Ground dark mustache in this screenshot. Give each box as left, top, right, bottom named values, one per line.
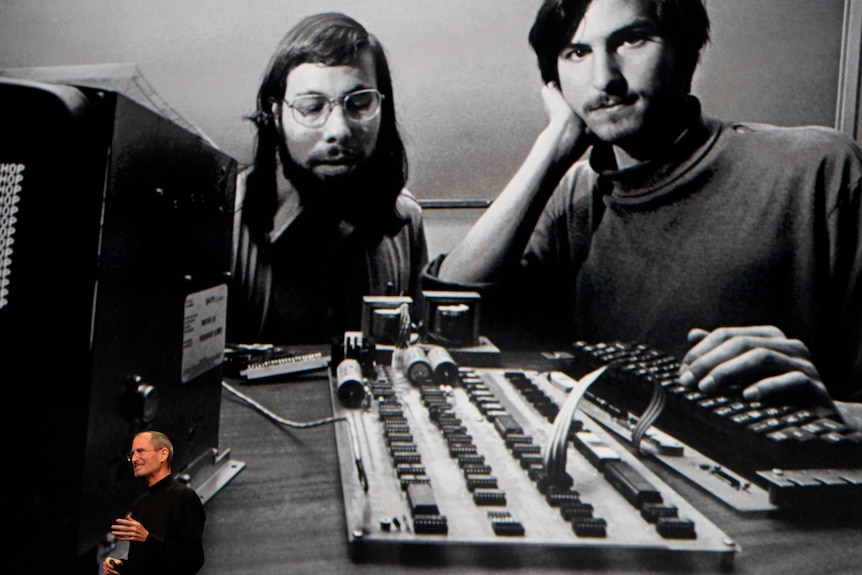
left=309, top=146, right=360, bottom=164
left=585, top=93, right=637, bottom=113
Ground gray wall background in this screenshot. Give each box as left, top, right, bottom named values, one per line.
left=0, top=0, right=850, bottom=206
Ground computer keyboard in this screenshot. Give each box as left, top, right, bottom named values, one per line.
left=563, top=340, right=862, bottom=508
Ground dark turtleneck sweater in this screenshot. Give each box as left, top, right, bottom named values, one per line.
left=425, top=97, right=862, bottom=401
left=124, top=474, right=206, bottom=575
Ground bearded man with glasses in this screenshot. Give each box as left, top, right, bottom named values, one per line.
left=103, top=431, right=206, bottom=575
left=228, top=12, right=428, bottom=345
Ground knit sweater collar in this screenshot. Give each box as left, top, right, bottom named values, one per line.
left=147, top=474, right=175, bottom=494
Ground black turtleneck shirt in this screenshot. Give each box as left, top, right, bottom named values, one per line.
left=124, top=475, right=206, bottom=575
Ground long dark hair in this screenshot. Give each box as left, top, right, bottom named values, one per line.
left=529, top=0, right=710, bottom=90
left=244, top=12, right=409, bottom=243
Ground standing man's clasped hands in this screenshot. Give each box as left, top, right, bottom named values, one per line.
left=111, top=514, right=150, bottom=545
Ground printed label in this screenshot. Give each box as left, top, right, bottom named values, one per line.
left=182, top=283, right=228, bottom=383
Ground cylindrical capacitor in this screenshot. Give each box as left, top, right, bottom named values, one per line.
left=427, top=345, right=458, bottom=385
left=336, top=358, right=366, bottom=407
left=403, top=345, right=432, bottom=385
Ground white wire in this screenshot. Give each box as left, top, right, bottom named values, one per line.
left=390, top=302, right=412, bottom=371
left=631, top=378, right=666, bottom=453
left=543, top=365, right=608, bottom=480
left=222, top=379, right=344, bottom=428
left=221, top=380, right=368, bottom=491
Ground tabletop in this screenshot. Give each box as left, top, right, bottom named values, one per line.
left=199, top=350, right=862, bottom=575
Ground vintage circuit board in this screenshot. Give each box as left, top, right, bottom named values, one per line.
left=329, top=358, right=739, bottom=570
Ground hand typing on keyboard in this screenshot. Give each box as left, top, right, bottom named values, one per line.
left=676, top=325, right=840, bottom=417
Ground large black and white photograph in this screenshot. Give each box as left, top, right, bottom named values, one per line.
left=2, top=1, right=860, bottom=574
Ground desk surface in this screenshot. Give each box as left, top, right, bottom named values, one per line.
left=200, top=352, right=861, bottom=575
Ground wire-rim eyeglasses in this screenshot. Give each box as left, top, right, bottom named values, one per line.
left=284, top=88, right=384, bottom=128
left=126, top=447, right=162, bottom=462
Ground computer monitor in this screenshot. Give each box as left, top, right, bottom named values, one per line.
left=0, top=68, right=238, bottom=571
